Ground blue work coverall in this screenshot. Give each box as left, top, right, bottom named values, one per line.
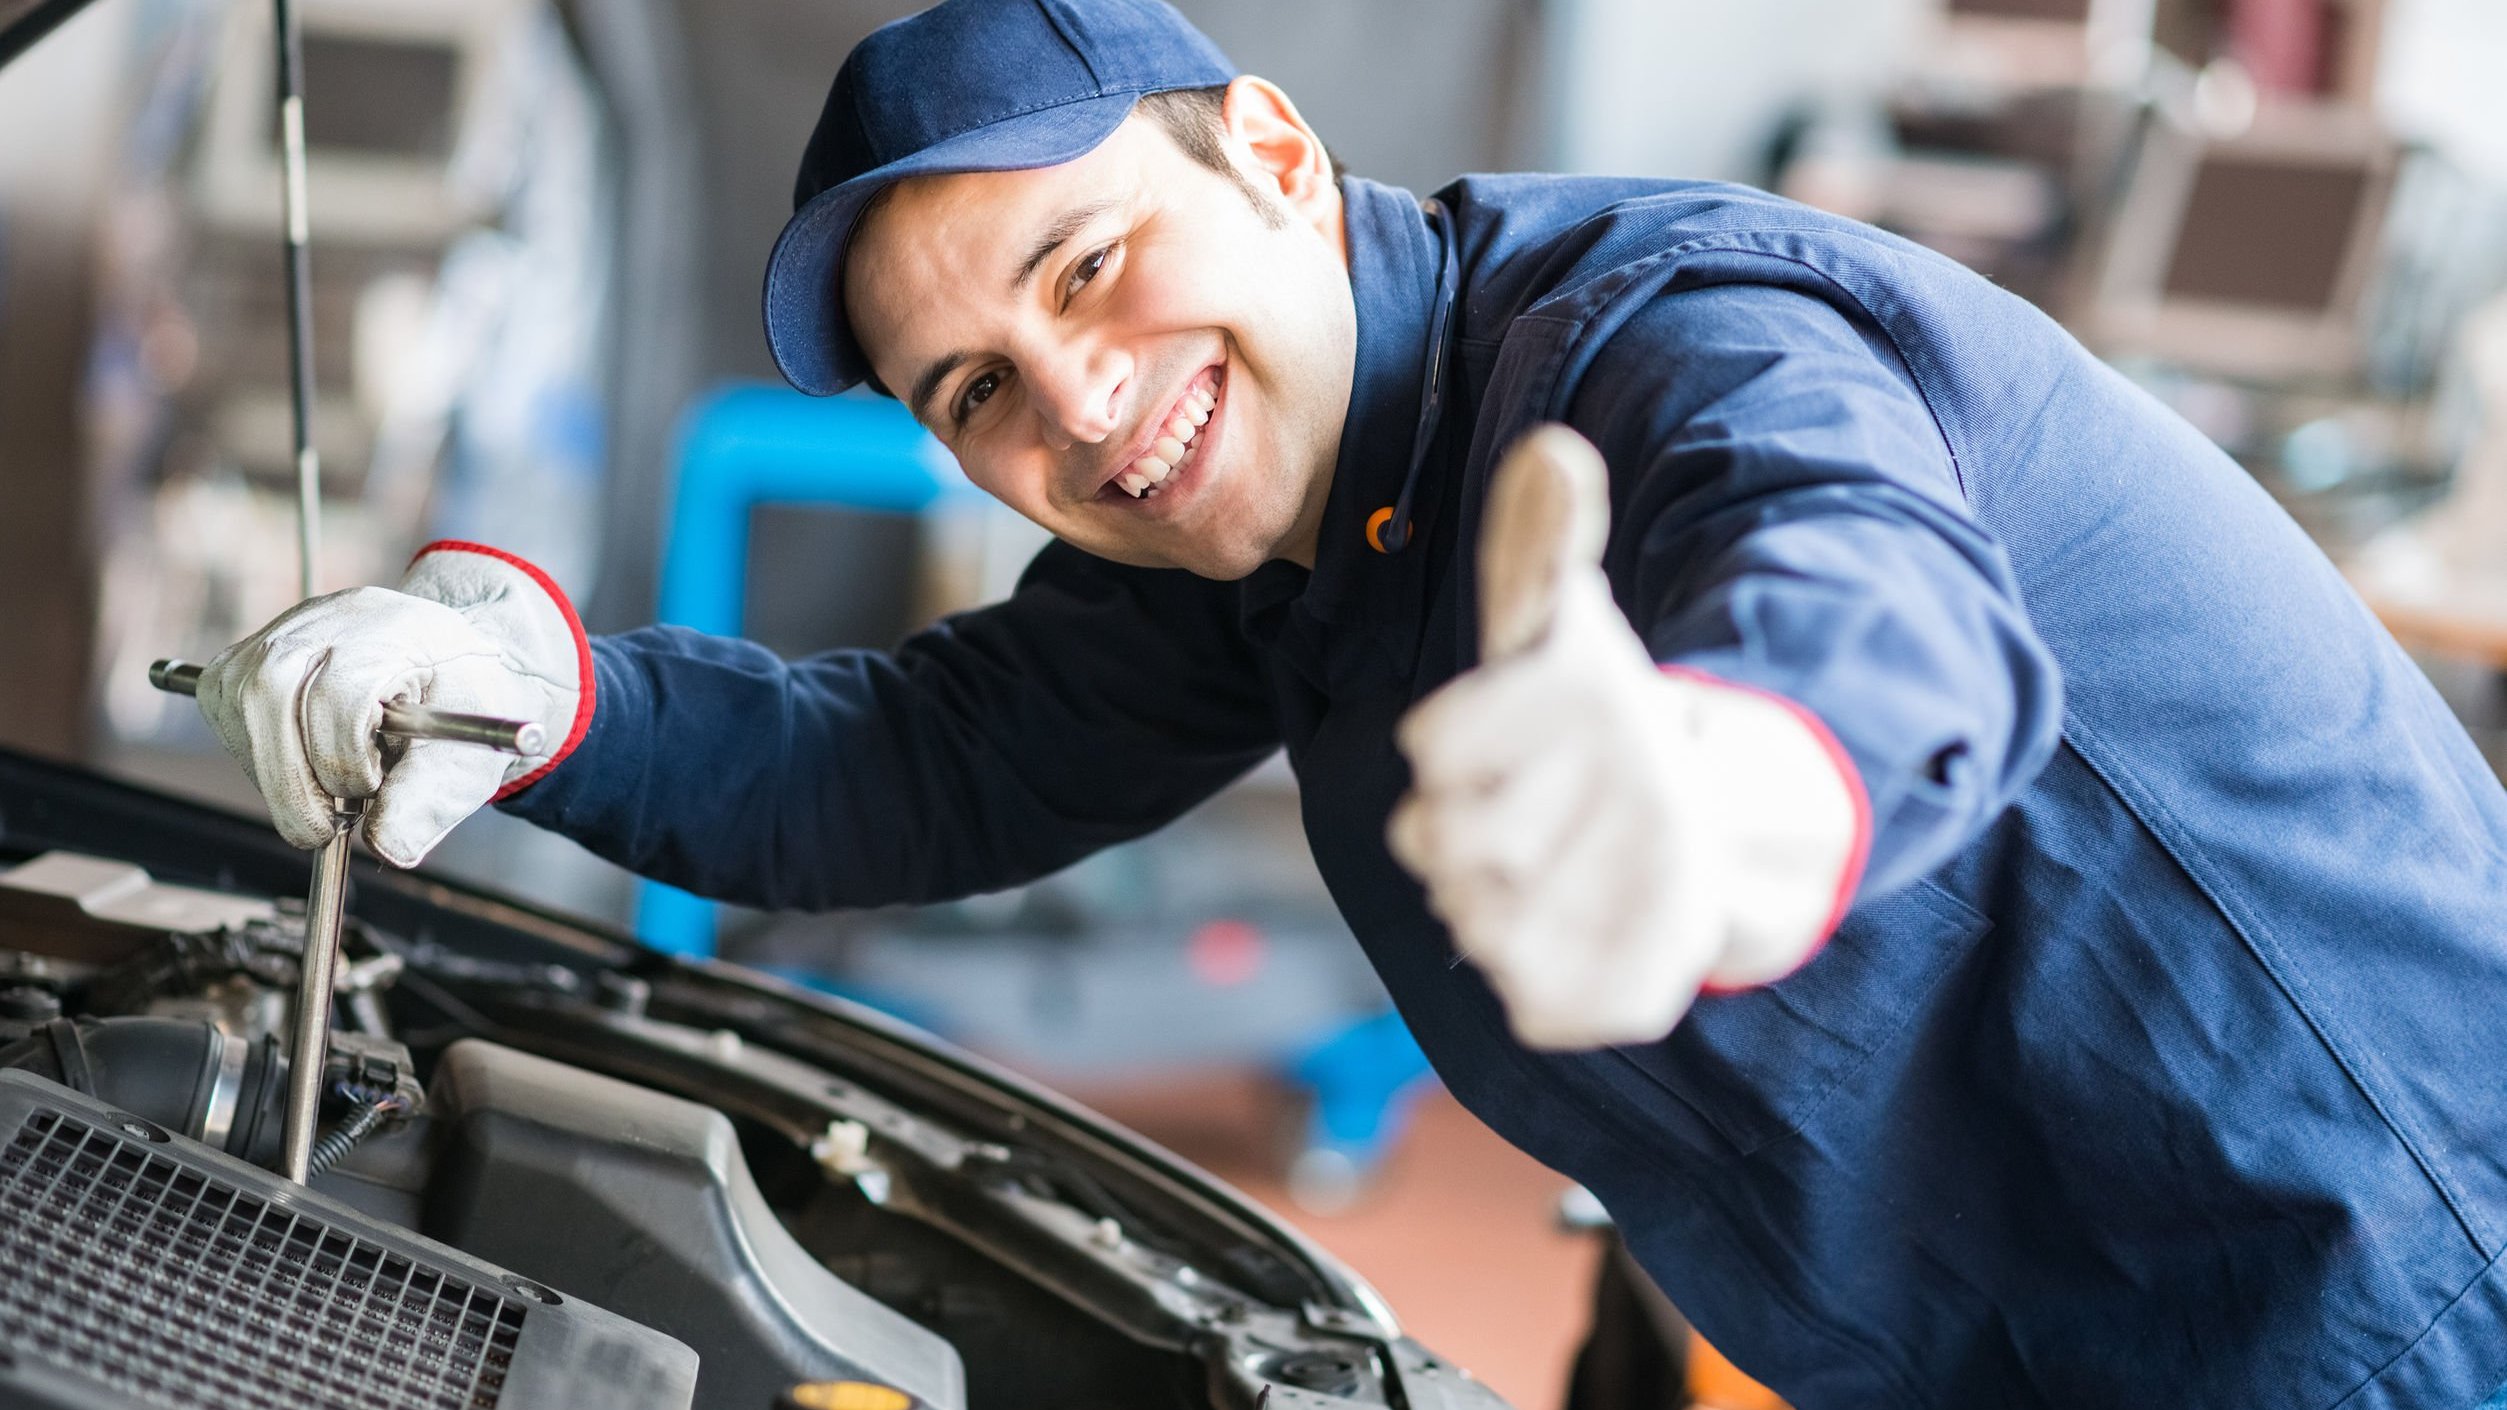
left=507, top=175, right=2507, bottom=1408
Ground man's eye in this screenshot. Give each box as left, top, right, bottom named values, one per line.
left=954, top=369, right=1005, bottom=425
left=1064, top=242, right=1117, bottom=304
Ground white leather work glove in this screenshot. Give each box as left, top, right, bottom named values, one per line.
left=1389, top=427, right=1869, bottom=1049
left=197, top=541, right=591, bottom=868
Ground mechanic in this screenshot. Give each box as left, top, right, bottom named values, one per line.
left=194, top=1, right=2507, bottom=1405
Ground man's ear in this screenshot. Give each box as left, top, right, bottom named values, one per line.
left=1222, top=76, right=1340, bottom=233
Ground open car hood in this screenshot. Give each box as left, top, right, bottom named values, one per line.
left=0, top=744, right=1519, bottom=1408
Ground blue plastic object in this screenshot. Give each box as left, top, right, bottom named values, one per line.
left=637, top=383, right=966, bottom=954
left=1284, top=1008, right=1437, bottom=1209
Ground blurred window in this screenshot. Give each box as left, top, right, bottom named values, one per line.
left=272, top=35, right=460, bottom=161
left=2165, top=157, right=2372, bottom=311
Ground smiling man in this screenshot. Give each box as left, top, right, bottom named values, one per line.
left=192, top=1, right=2507, bottom=1406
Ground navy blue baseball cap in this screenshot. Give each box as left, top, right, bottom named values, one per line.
left=763, top=0, right=1237, bottom=397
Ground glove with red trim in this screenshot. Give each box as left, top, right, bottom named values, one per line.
left=196, top=541, right=592, bottom=868
left=1388, top=427, right=1869, bottom=1050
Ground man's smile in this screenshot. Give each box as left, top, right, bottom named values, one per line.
left=1092, top=362, right=1226, bottom=510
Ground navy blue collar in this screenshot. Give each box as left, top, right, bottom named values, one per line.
left=1241, top=177, right=1450, bottom=645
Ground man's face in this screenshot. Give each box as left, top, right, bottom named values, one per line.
left=844, top=86, right=1355, bottom=578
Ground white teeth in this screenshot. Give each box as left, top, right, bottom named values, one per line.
left=1108, top=381, right=1218, bottom=503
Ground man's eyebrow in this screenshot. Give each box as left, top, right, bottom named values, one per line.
left=909, top=350, right=969, bottom=425
left=905, top=199, right=1118, bottom=425
left=1011, top=198, right=1118, bottom=293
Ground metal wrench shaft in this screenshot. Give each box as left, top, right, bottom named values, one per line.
left=283, top=823, right=353, bottom=1181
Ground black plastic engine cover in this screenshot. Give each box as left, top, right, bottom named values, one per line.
left=0, top=1068, right=697, bottom=1410
left=422, top=1039, right=966, bottom=1410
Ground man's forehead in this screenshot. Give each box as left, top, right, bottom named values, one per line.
left=857, top=113, right=1158, bottom=260
left=846, top=120, right=1154, bottom=380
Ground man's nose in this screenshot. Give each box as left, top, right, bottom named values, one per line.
left=1027, top=347, right=1127, bottom=452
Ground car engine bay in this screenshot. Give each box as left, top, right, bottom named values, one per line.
left=0, top=748, right=1510, bottom=1410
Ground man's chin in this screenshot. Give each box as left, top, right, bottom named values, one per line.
left=1105, top=543, right=1271, bottom=581
left=1183, top=555, right=1268, bottom=583
left=1174, top=523, right=1299, bottom=580
left=1074, top=521, right=1282, bottom=580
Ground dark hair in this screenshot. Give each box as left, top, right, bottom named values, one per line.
left=1135, top=83, right=1349, bottom=187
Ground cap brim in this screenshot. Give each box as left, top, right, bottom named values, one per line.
left=763, top=90, right=1142, bottom=397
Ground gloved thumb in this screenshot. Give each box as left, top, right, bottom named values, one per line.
left=1478, top=424, right=1611, bottom=664
left=362, top=739, right=510, bottom=868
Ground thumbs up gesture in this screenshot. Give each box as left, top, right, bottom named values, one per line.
left=1388, top=427, right=1867, bottom=1049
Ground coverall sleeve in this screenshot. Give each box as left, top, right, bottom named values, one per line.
left=1563, top=278, right=2063, bottom=898
left=498, top=541, right=1282, bottom=909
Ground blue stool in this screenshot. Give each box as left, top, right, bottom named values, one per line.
left=1284, top=1008, right=1438, bottom=1212
left=636, top=383, right=970, bottom=954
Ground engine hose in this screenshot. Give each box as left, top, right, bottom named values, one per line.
left=0, top=1017, right=291, bottom=1167
left=306, top=1097, right=400, bottom=1178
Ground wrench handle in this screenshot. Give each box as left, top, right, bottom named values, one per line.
left=150, top=659, right=544, bottom=757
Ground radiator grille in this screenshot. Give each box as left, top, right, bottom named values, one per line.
left=0, top=1107, right=526, bottom=1410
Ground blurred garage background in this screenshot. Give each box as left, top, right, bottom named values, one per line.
left=3, top=0, right=2505, bottom=1403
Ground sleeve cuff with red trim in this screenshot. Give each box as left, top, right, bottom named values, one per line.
left=400, top=540, right=596, bottom=797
